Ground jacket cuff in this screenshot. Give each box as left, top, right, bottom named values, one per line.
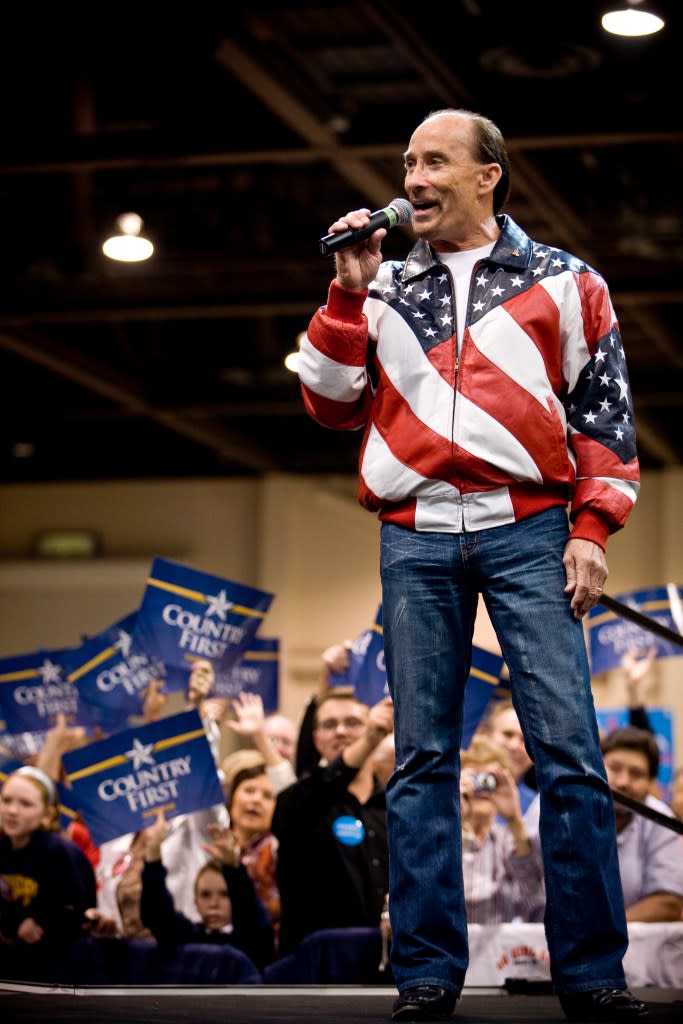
left=325, top=281, right=368, bottom=323
left=570, top=510, right=609, bottom=550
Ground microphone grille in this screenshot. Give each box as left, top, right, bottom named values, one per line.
left=389, top=198, right=413, bottom=225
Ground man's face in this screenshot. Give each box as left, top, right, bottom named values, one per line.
left=313, top=697, right=368, bottom=763
left=264, top=714, right=297, bottom=764
left=487, top=707, right=532, bottom=781
left=403, top=113, right=494, bottom=247
left=603, top=746, right=652, bottom=828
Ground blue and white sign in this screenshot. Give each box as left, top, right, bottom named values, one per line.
left=65, top=611, right=169, bottom=732
left=213, top=636, right=279, bottom=713
left=344, top=606, right=388, bottom=708
left=0, top=647, right=95, bottom=736
left=588, top=585, right=683, bottom=675
left=62, top=709, right=226, bottom=847
left=132, top=558, right=274, bottom=677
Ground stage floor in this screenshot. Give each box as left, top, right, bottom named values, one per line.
left=1, top=984, right=681, bottom=1024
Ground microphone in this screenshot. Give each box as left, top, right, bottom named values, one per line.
left=319, top=198, right=413, bottom=256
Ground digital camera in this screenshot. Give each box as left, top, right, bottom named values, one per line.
left=471, top=771, right=497, bottom=793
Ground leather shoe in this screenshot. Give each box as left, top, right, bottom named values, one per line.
left=392, top=985, right=458, bottom=1021
left=559, top=988, right=648, bottom=1021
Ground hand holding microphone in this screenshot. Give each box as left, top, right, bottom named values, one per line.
left=319, top=198, right=413, bottom=256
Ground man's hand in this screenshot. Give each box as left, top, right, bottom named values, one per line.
left=330, top=208, right=386, bottom=292
left=563, top=538, right=608, bottom=620
left=365, top=696, right=394, bottom=747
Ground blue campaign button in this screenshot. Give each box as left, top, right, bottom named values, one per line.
left=332, top=815, right=365, bottom=846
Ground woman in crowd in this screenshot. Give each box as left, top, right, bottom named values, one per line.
left=460, top=736, right=545, bottom=924
left=226, top=762, right=281, bottom=944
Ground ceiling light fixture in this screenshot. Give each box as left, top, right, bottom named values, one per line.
left=601, top=2, right=665, bottom=37
left=102, top=212, right=154, bottom=262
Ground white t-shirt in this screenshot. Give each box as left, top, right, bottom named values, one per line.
left=438, top=242, right=494, bottom=352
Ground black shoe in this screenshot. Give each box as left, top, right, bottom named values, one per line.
left=392, top=985, right=458, bottom=1021
left=559, top=988, right=648, bottom=1021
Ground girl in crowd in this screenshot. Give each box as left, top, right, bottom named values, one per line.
left=0, top=766, right=96, bottom=980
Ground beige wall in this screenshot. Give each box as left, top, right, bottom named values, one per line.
left=0, top=469, right=681, bottom=770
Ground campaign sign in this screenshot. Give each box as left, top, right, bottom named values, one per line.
left=65, top=611, right=169, bottom=731
left=0, top=648, right=95, bottom=736
left=132, top=558, right=274, bottom=677
left=346, top=606, right=388, bottom=708
left=588, top=585, right=683, bottom=675
left=596, top=706, right=674, bottom=802
left=62, top=709, right=225, bottom=846
left=0, top=754, right=24, bottom=786
left=0, top=730, right=49, bottom=761
left=213, top=636, right=279, bottom=713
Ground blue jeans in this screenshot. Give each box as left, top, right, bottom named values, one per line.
left=380, top=509, right=628, bottom=996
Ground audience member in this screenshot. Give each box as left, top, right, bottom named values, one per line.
left=264, top=712, right=298, bottom=766
left=0, top=766, right=97, bottom=980
left=476, top=699, right=537, bottom=812
left=526, top=726, right=683, bottom=922
left=106, top=830, right=153, bottom=939
left=226, top=763, right=280, bottom=942
left=223, top=691, right=297, bottom=794
left=460, top=736, right=545, bottom=924
left=601, top=726, right=683, bottom=922
left=96, top=802, right=230, bottom=932
left=31, top=713, right=101, bottom=872
left=295, top=641, right=354, bottom=778
left=272, top=691, right=393, bottom=955
left=140, top=809, right=275, bottom=969
left=96, top=656, right=230, bottom=930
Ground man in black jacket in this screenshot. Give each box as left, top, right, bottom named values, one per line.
left=272, top=691, right=393, bottom=955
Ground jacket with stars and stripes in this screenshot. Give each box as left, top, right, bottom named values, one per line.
left=299, top=215, right=640, bottom=548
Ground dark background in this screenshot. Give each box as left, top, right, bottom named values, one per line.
left=1, top=1, right=681, bottom=483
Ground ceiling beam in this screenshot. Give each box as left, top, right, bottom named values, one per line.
left=0, top=328, right=279, bottom=472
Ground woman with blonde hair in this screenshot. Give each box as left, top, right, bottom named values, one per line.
left=460, top=736, right=544, bottom=924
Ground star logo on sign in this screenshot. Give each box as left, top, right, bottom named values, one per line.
left=205, top=589, right=233, bottom=621
left=125, top=737, right=156, bottom=771
left=39, top=659, right=62, bottom=683
left=114, top=631, right=132, bottom=658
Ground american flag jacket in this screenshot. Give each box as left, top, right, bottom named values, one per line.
left=299, top=215, right=640, bottom=548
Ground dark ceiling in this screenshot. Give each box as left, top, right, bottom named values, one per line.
left=1, top=1, right=681, bottom=484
